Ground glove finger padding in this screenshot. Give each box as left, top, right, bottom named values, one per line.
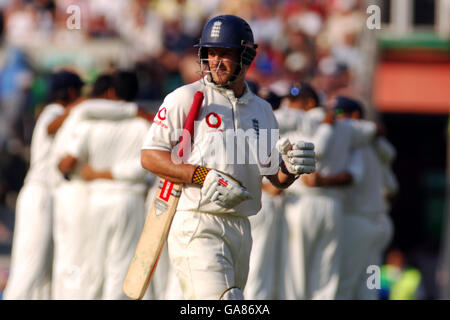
left=288, top=157, right=316, bottom=166
left=202, top=181, right=219, bottom=200
left=292, top=141, right=315, bottom=150
left=201, top=170, right=252, bottom=209
left=293, top=164, right=315, bottom=174
left=279, top=139, right=316, bottom=175
left=287, top=149, right=315, bottom=158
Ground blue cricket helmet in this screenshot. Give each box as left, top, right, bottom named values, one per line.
left=195, top=15, right=258, bottom=67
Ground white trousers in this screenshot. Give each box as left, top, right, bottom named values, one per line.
left=83, top=188, right=146, bottom=300
left=52, top=180, right=89, bottom=299
left=284, top=193, right=343, bottom=300
left=4, top=182, right=53, bottom=300
left=336, top=213, right=380, bottom=300
left=244, top=191, right=284, bottom=300
left=357, top=212, right=394, bottom=300
left=168, top=211, right=252, bottom=300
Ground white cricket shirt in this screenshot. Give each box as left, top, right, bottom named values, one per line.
left=142, top=77, right=279, bottom=217
left=24, top=103, right=65, bottom=187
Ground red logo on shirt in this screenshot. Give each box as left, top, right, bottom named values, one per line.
left=205, top=112, right=222, bottom=128
left=157, top=107, right=167, bottom=120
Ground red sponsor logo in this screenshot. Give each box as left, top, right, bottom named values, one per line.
left=218, top=179, right=228, bottom=187
left=205, top=112, right=222, bottom=128
left=157, top=107, right=167, bottom=120
left=154, top=119, right=168, bottom=129
left=160, top=180, right=174, bottom=201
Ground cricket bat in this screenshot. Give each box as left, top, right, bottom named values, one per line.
left=122, top=91, right=204, bottom=300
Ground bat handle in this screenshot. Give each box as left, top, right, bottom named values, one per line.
left=177, top=91, right=204, bottom=158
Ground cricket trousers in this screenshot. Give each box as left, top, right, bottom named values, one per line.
left=4, top=182, right=53, bottom=299
left=244, top=191, right=284, bottom=299
left=336, top=212, right=381, bottom=300
left=168, top=210, right=252, bottom=300
left=357, top=212, right=394, bottom=300
left=82, top=187, right=147, bottom=300
left=52, top=180, right=89, bottom=299
left=284, top=192, right=343, bottom=300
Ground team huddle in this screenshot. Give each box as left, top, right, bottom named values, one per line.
left=3, top=15, right=396, bottom=300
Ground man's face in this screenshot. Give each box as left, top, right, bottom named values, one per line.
left=207, top=47, right=240, bottom=85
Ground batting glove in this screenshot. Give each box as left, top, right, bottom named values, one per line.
left=201, top=170, right=252, bottom=209
left=276, top=137, right=316, bottom=175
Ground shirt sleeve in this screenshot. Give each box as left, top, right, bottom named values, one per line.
left=142, top=90, right=187, bottom=151
left=40, top=104, right=65, bottom=128
left=63, top=120, right=90, bottom=161
left=349, top=119, right=376, bottom=148
left=308, top=123, right=333, bottom=160
left=374, top=136, right=397, bottom=165
left=80, top=101, right=138, bottom=120
left=382, top=165, right=399, bottom=196
left=111, top=160, right=148, bottom=182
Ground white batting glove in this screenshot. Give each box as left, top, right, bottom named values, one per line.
left=276, top=137, right=316, bottom=175
left=201, top=170, right=252, bottom=209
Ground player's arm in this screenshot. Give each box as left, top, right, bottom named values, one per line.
left=142, top=148, right=252, bottom=208
left=141, top=89, right=199, bottom=184
left=141, top=149, right=197, bottom=184
left=265, top=166, right=301, bottom=189
left=47, top=98, right=84, bottom=135
left=80, top=159, right=148, bottom=182
left=301, top=171, right=353, bottom=187
left=57, top=122, right=89, bottom=175
left=81, top=100, right=154, bottom=122
left=79, top=163, right=113, bottom=181
left=302, top=147, right=364, bottom=187
left=47, top=112, right=70, bottom=135
left=262, top=181, right=283, bottom=196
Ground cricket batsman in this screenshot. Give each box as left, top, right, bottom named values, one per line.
left=141, top=14, right=316, bottom=300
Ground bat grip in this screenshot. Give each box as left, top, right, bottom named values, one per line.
left=177, top=91, right=204, bottom=158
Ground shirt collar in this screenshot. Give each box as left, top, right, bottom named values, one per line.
left=204, top=76, right=253, bottom=106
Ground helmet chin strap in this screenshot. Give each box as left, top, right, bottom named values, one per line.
left=200, top=58, right=245, bottom=89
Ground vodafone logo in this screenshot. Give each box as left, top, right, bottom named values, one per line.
left=205, top=112, right=222, bottom=128
left=157, top=107, right=167, bottom=120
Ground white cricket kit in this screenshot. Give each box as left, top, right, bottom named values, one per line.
left=4, top=103, right=64, bottom=300
left=337, top=143, right=392, bottom=300
left=282, top=108, right=377, bottom=300
left=358, top=138, right=397, bottom=299
left=244, top=184, right=285, bottom=300
left=65, top=116, right=150, bottom=299
left=142, top=77, right=279, bottom=299
left=51, top=99, right=139, bottom=299
left=274, top=105, right=305, bottom=137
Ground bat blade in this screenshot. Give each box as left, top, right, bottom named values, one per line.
left=122, top=180, right=182, bottom=300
